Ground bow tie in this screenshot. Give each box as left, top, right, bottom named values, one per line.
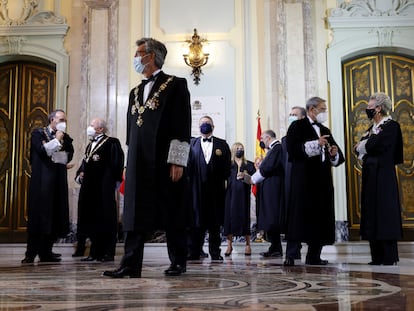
left=142, top=74, right=158, bottom=85
left=312, top=122, right=321, bottom=127
left=202, top=137, right=212, bottom=142
left=90, top=137, right=98, bottom=142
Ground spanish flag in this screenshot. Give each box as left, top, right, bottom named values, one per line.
left=255, top=112, right=265, bottom=158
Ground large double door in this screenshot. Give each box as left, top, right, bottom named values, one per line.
left=343, top=53, right=414, bottom=240
left=0, top=61, right=55, bottom=242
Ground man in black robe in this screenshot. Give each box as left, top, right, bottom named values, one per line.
left=187, top=116, right=231, bottom=261
left=244, top=130, right=285, bottom=258
left=103, top=37, right=191, bottom=278
left=22, top=109, right=74, bottom=264
left=285, top=97, right=344, bottom=265
left=75, top=118, right=124, bottom=262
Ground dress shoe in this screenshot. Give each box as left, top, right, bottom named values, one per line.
left=164, top=264, right=186, bottom=276
left=187, top=254, right=200, bottom=260
left=103, top=267, right=141, bottom=278
left=100, top=255, right=115, bottom=262
left=224, top=246, right=233, bottom=257
left=305, top=258, right=328, bottom=265
left=39, top=256, right=61, bottom=263
left=51, top=252, right=62, bottom=258
left=245, top=245, right=252, bottom=256
left=368, top=261, right=381, bottom=265
left=260, top=251, right=283, bottom=258
left=81, top=256, right=97, bottom=262
left=211, top=255, right=224, bottom=262
left=21, top=257, right=35, bottom=264
left=200, top=250, right=209, bottom=258
left=283, top=257, right=295, bottom=266
left=382, top=261, right=397, bottom=266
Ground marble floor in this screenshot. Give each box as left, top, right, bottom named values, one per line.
left=1, top=242, right=414, bottom=310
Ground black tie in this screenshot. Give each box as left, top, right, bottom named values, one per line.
left=142, top=74, right=158, bottom=85
left=90, top=138, right=98, bottom=142
left=203, top=137, right=212, bottom=142
left=312, top=122, right=321, bottom=127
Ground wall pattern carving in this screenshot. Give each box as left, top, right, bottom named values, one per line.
left=331, top=0, right=414, bottom=17
left=0, top=0, right=65, bottom=26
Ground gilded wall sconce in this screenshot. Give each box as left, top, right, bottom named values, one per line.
left=183, top=28, right=209, bottom=85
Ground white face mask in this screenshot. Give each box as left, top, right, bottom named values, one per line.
left=133, top=56, right=147, bottom=74
left=288, top=115, right=298, bottom=125
left=86, top=126, right=96, bottom=137
left=316, top=111, right=328, bottom=123
left=56, top=122, right=66, bottom=132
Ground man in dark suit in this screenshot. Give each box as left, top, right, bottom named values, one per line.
left=75, top=118, right=124, bottom=263
left=188, top=116, right=231, bottom=261
left=244, top=130, right=285, bottom=259
left=103, top=38, right=191, bottom=278
left=22, top=109, right=74, bottom=264
left=285, top=97, right=344, bottom=266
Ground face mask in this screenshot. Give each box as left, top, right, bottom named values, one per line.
left=316, top=111, right=328, bottom=123
left=235, top=150, right=244, bottom=158
left=86, top=126, right=96, bottom=137
left=133, top=56, right=147, bottom=74
left=288, top=115, right=298, bottom=125
left=56, top=122, right=66, bottom=132
left=200, top=123, right=213, bottom=134
left=259, top=141, right=266, bottom=149
left=365, top=108, right=376, bottom=120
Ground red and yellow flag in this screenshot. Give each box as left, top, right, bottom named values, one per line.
left=255, top=112, right=265, bottom=158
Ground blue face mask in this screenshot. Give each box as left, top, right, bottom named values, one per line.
left=133, top=55, right=148, bottom=74
left=200, top=123, right=213, bottom=134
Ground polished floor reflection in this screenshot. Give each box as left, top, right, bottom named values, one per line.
left=1, top=242, right=414, bottom=310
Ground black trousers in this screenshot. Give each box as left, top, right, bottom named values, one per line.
left=286, top=240, right=302, bottom=259
left=25, top=232, right=55, bottom=259
left=265, top=230, right=282, bottom=254
left=369, top=240, right=399, bottom=264
left=121, top=228, right=188, bottom=273
left=306, top=243, right=323, bottom=261
left=188, top=225, right=221, bottom=258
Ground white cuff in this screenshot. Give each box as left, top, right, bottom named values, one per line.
left=44, top=138, right=61, bottom=156
left=251, top=170, right=265, bottom=184
left=356, top=140, right=367, bottom=160
left=304, top=140, right=321, bottom=157
left=167, top=139, right=190, bottom=167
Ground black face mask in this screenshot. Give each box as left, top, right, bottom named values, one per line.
left=365, top=108, right=376, bottom=120
left=259, top=141, right=266, bottom=149
left=235, top=150, right=244, bottom=158
left=200, top=123, right=213, bottom=134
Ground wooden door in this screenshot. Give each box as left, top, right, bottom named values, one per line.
left=0, top=61, right=55, bottom=242
left=343, top=53, right=414, bottom=240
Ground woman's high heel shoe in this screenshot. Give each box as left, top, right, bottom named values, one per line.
left=245, top=245, right=252, bottom=256
left=224, top=246, right=233, bottom=256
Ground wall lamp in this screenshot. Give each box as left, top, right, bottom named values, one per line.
left=183, top=28, right=209, bottom=85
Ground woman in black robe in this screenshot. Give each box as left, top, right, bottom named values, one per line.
left=223, top=142, right=255, bottom=256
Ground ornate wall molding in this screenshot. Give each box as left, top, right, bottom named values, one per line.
left=331, top=0, right=414, bottom=17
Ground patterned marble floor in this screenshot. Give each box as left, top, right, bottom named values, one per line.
left=1, top=242, right=414, bottom=310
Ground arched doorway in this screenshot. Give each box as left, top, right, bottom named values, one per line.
left=342, top=52, right=414, bottom=240
left=0, top=59, right=55, bottom=242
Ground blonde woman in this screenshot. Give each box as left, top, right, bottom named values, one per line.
left=224, top=143, right=256, bottom=256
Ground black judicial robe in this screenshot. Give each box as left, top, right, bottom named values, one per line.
left=256, top=141, right=285, bottom=232
left=124, top=72, right=191, bottom=232
left=224, top=160, right=256, bottom=236
left=359, top=119, right=403, bottom=241
left=76, top=136, right=124, bottom=236
left=286, top=118, right=344, bottom=245
left=188, top=136, right=231, bottom=228
left=27, top=128, right=74, bottom=237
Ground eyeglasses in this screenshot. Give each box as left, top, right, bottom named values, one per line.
left=134, top=49, right=147, bottom=57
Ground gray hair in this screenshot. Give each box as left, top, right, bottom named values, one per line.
left=305, top=97, right=326, bottom=111
left=262, top=129, right=276, bottom=139
left=94, top=118, right=108, bottom=133
left=136, top=38, right=167, bottom=69
left=48, top=109, right=65, bottom=124
left=291, top=106, right=306, bottom=118
left=369, top=92, right=392, bottom=115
